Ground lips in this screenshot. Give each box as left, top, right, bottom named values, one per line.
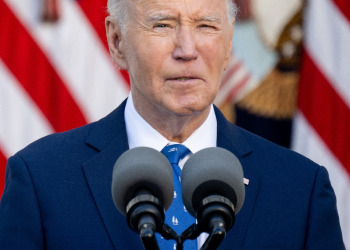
left=167, top=76, right=201, bottom=82
left=174, top=77, right=194, bottom=81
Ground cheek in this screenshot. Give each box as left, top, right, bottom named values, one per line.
left=127, top=44, right=167, bottom=99
left=199, top=38, right=228, bottom=72
left=126, top=45, right=152, bottom=82
left=131, top=39, right=169, bottom=78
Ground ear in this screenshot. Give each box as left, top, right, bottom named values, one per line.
left=224, top=20, right=235, bottom=70
left=105, top=16, right=128, bottom=70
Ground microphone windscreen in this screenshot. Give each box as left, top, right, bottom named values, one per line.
left=112, top=147, right=174, bottom=216
left=181, top=147, right=245, bottom=217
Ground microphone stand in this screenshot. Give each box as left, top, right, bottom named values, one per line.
left=176, top=222, right=226, bottom=250
left=139, top=222, right=182, bottom=250
left=198, top=222, right=227, bottom=250
left=177, top=195, right=236, bottom=250
left=126, top=194, right=235, bottom=250
left=126, top=194, right=181, bottom=250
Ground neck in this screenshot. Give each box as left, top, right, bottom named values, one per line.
left=132, top=93, right=211, bottom=143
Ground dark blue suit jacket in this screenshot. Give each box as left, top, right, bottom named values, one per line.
left=0, top=100, right=345, bottom=249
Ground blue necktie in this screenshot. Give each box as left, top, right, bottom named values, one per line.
left=157, top=144, right=197, bottom=250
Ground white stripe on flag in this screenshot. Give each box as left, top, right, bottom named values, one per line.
left=0, top=59, right=54, bottom=157
left=5, top=0, right=129, bottom=123
left=305, top=0, right=350, bottom=108
left=292, top=112, right=350, bottom=247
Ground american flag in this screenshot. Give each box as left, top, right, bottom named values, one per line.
left=0, top=0, right=131, bottom=195
left=292, top=0, right=350, bottom=247
left=0, top=0, right=251, bottom=196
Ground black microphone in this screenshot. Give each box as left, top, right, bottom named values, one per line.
left=111, top=147, right=174, bottom=249
left=181, top=147, right=245, bottom=249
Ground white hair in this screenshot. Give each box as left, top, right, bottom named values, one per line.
left=225, top=0, right=238, bottom=23
left=107, top=0, right=237, bottom=32
left=107, top=0, right=129, bottom=32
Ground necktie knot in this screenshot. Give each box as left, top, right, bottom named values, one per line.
left=161, top=144, right=191, bottom=165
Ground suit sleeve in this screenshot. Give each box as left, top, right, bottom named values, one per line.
left=304, top=166, right=345, bottom=250
left=0, top=155, right=45, bottom=249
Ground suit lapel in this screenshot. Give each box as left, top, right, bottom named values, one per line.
left=82, top=100, right=143, bottom=250
left=215, top=107, right=261, bottom=249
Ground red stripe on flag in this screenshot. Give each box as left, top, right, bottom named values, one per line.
left=298, top=51, right=350, bottom=175
left=0, top=1, right=87, bottom=132
left=0, top=149, right=6, bottom=197
left=77, top=0, right=130, bottom=85
left=332, top=0, right=350, bottom=23
left=76, top=0, right=108, bottom=50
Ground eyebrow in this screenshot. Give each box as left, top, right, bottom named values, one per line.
left=147, top=13, right=177, bottom=23
left=147, top=13, right=222, bottom=24
left=195, top=14, right=222, bottom=24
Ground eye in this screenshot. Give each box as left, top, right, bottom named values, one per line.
left=200, top=24, right=211, bottom=28
left=154, top=23, right=168, bottom=28
left=199, top=24, right=217, bottom=29
left=198, top=23, right=219, bottom=31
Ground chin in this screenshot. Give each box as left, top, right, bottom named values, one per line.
left=158, top=93, right=214, bottom=116
left=170, top=102, right=210, bottom=116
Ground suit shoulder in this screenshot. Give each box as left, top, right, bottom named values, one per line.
left=15, top=122, right=97, bottom=160
left=228, top=123, right=321, bottom=173
left=13, top=102, right=127, bottom=170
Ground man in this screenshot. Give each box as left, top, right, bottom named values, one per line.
left=0, top=0, right=345, bottom=249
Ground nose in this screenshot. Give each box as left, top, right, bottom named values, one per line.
left=172, top=27, right=198, bottom=61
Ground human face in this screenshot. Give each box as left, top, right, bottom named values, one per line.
left=121, top=0, right=233, bottom=116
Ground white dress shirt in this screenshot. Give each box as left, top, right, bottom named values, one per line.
left=124, top=92, right=217, bottom=248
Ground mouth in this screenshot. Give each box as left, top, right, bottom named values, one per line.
left=167, top=76, right=201, bottom=82
left=173, top=77, right=194, bottom=81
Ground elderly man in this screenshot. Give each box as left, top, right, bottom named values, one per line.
left=0, top=0, right=345, bottom=249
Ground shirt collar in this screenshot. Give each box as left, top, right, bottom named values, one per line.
left=124, top=92, right=217, bottom=153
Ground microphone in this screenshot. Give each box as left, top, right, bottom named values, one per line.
left=111, top=147, right=174, bottom=249
left=181, top=147, right=245, bottom=249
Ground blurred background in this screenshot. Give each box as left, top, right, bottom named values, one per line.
left=0, top=0, right=349, bottom=247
